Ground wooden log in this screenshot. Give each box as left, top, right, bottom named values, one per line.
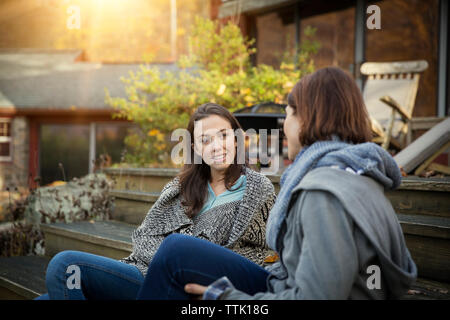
left=414, top=141, right=450, bottom=175
left=427, top=163, right=450, bottom=175
left=395, top=117, right=450, bottom=173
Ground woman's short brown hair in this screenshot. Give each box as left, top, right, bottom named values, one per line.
left=288, top=66, right=372, bottom=146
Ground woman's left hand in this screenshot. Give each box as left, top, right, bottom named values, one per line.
left=184, top=283, right=207, bottom=299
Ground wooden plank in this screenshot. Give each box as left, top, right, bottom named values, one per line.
left=380, top=95, right=411, bottom=120
left=402, top=278, right=450, bottom=300
left=410, top=116, right=447, bottom=130
left=0, top=257, right=446, bottom=300
left=104, top=167, right=450, bottom=202
left=109, top=191, right=158, bottom=224
left=361, top=60, right=428, bottom=75
left=41, top=221, right=135, bottom=244
left=43, top=233, right=131, bottom=260
left=428, top=163, right=450, bottom=175
left=0, top=256, right=50, bottom=299
left=41, top=221, right=134, bottom=259
left=395, top=117, right=450, bottom=173
left=397, top=213, right=450, bottom=284
left=398, top=213, right=450, bottom=239
left=110, top=174, right=173, bottom=193
left=112, top=197, right=153, bottom=225
left=403, top=234, right=450, bottom=283
left=397, top=176, right=450, bottom=192
left=103, top=167, right=179, bottom=177
left=415, top=141, right=450, bottom=175
left=387, top=189, right=450, bottom=217
left=110, top=190, right=160, bottom=203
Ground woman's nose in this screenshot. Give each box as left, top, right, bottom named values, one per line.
left=211, top=139, right=224, bottom=152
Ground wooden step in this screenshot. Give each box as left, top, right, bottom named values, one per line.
left=104, top=167, right=449, bottom=217
left=0, top=254, right=448, bottom=300
left=398, top=213, right=450, bottom=283
left=402, top=278, right=450, bottom=300
left=40, top=213, right=449, bottom=283
left=110, top=190, right=159, bottom=225
left=104, top=168, right=179, bottom=193
left=0, top=256, right=50, bottom=299
left=40, top=220, right=134, bottom=260
left=386, top=176, right=450, bottom=217
left=103, top=167, right=281, bottom=193
left=107, top=180, right=449, bottom=231
left=398, top=213, right=450, bottom=239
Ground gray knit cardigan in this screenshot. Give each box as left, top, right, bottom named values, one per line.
left=120, top=167, right=276, bottom=276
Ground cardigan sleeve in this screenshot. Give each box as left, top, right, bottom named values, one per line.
left=229, top=183, right=277, bottom=265
left=119, top=178, right=183, bottom=275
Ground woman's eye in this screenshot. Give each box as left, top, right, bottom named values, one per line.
left=202, top=136, right=211, bottom=144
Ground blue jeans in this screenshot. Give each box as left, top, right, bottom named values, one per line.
left=35, top=250, right=144, bottom=300
left=137, top=234, right=270, bottom=299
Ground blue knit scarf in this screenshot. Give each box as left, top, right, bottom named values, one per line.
left=265, top=137, right=402, bottom=251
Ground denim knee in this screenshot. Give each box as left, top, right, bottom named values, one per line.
left=160, top=233, right=190, bottom=250
left=150, top=234, right=193, bottom=269
left=45, top=250, right=80, bottom=285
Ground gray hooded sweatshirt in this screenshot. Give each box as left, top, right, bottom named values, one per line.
left=220, top=166, right=417, bottom=300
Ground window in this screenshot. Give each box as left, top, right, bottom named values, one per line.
left=40, top=124, right=90, bottom=185
left=366, top=0, right=440, bottom=117
left=0, top=118, right=12, bottom=162
left=95, top=122, right=134, bottom=166
left=255, top=5, right=297, bottom=67
left=299, top=6, right=355, bottom=72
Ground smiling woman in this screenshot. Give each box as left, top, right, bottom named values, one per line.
left=36, top=102, right=276, bottom=300
left=180, top=103, right=247, bottom=218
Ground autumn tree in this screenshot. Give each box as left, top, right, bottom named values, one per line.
left=106, top=17, right=319, bottom=166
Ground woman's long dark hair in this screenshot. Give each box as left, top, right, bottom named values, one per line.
left=178, top=103, right=247, bottom=218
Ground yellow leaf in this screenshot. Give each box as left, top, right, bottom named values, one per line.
left=241, top=88, right=251, bottom=95
left=46, top=181, right=66, bottom=187
left=148, top=129, right=159, bottom=137
left=216, top=84, right=226, bottom=96
left=283, top=81, right=294, bottom=90
left=264, top=253, right=279, bottom=263
left=156, top=133, right=165, bottom=142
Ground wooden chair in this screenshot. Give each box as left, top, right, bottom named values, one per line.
left=360, top=60, right=428, bottom=150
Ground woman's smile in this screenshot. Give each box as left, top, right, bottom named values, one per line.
left=211, top=153, right=226, bottom=162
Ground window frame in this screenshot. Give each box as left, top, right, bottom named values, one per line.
left=0, top=117, right=12, bottom=162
